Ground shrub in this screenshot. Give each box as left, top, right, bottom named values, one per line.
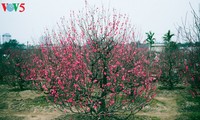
left=0, top=39, right=30, bottom=90
left=159, top=30, right=183, bottom=89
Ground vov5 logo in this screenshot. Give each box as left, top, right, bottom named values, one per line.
left=1, top=3, right=25, bottom=12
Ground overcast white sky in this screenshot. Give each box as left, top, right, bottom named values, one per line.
left=0, top=0, right=199, bottom=44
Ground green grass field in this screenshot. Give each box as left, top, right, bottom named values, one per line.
left=0, top=84, right=199, bottom=120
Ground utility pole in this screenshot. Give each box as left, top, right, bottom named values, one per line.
left=0, top=34, right=1, bottom=45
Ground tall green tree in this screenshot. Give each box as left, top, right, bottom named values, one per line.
left=145, top=31, right=155, bottom=51
left=160, top=30, right=181, bottom=89
left=145, top=31, right=156, bottom=62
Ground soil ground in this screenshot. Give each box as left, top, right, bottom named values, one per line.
left=0, top=84, right=199, bottom=120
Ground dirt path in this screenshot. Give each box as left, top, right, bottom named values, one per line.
left=14, top=111, right=63, bottom=120
left=137, top=96, right=179, bottom=120
left=137, top=97, right=179, bottom=120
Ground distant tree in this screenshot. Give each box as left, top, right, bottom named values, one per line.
left=0, top=39, right=28, bottom=90
left=163, top=30, right=174, bottom=42
left=160, top=30, right=182, bottom=89
left=145, top=31, right=155, bottom=52
left=1, top=39, right=25, bottom=50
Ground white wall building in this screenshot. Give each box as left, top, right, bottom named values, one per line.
left=2, top=33, right=12, bottom=44
left=151, top=43, right=165, bottom=52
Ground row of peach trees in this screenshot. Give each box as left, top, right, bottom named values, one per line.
left=180, top=5, right=200, bottom=97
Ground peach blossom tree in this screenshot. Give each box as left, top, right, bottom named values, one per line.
left=179, top=5, right=200, bottom=97
left=26, top=3, right=161, bottom=119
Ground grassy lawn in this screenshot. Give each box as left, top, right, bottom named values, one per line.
left=176, top=90, right=200, bottom=120
left=0, top=84, right=200, bottom=120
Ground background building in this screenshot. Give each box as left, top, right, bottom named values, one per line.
left=151, top=43, right=165, bottom=52
left=1, top=33, right=12, bottom=44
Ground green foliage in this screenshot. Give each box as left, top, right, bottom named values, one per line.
left=176, top=90, right=200, bottom=120
left=31, top=96, right=49, bottom=106
left=145, top=31, right=156, bottom=65
left=0, top=116, right=24, bottom=120
left=0, top=39, right=25, bottom=51
left=163, top=30, right=174, bottom=43
left=0, top=102, right=8, bottom=109
left=163, top=30, right=177, bottom=51
left=160, top=30, right=182, bottom=89
left=0, top=39, right=28, bottom=90
left=145, top=31, right=155, bottom=46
